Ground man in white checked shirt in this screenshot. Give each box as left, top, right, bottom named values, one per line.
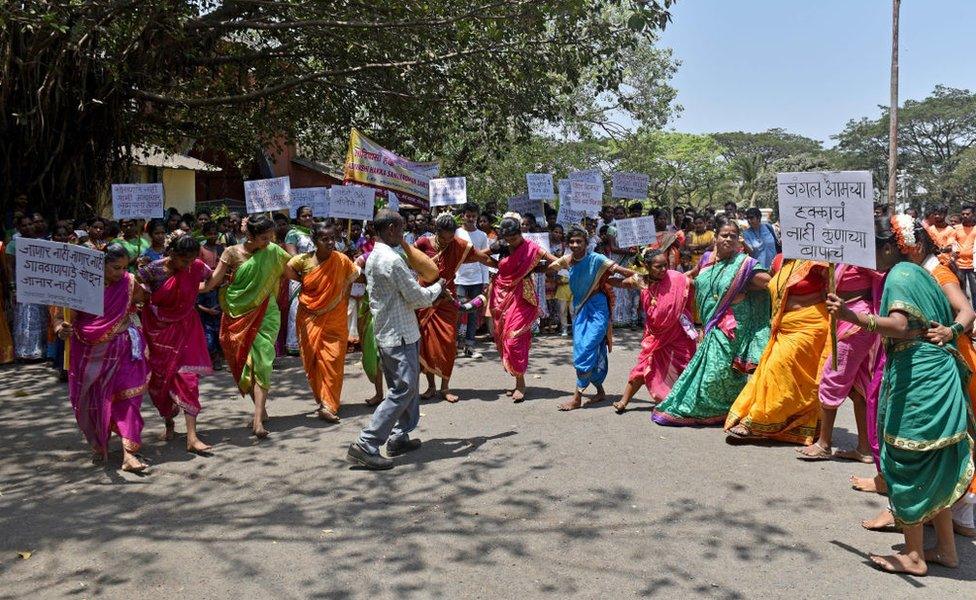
left=347, top=210, right=445, bottom=470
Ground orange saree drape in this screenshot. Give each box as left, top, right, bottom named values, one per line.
left=416, top=237, right=474, bottom=379
left=295, top=252, right=359, bottom=413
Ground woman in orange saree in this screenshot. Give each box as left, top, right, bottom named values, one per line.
left=725, top=256, right=830, bottom=445
left=488, top=214, right=560, bottom=402
left=415, top=213, right=495, bottom=403
left=284, top=223, right=360, bottom=422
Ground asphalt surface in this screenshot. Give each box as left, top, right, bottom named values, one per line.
left=0, top=329, right=973, bottom=599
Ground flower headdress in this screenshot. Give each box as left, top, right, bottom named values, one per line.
left=890, top=214, right=917, bottom=254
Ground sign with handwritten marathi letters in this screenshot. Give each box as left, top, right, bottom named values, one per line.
left=244, top=176, right=291, bottom=214
left=111, top=183, right=164, bottom=220
left=428, top=177, right=468, bottom=207
left=289, top=187, right=330, bottom=218
left=611, top=172, right=650, bottom=200
left=16, top=238, right=104, bottom=315
left=568, top=170, right=604, bottom=215
left=777, top=171, right=875, bottom=269
left=526, top=173, right=554, bottom=201
left=522, top=232, right=551, bottom=253
left=556, top=179, right=587, bottom=227
left=507, top=193, right=544, bottom=219
left=328, top=185, right=376, bottom=221
left=612, top=216, right=657, bottom=249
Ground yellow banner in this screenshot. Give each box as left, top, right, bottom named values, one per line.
left=343, top=129, right=439, bottom=207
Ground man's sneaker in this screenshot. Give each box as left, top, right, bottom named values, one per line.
left=386, top=437, right=422, bottom=457
left=347, top=442, right=393, bottom=470
left=463, top=347, right=483, bottom=359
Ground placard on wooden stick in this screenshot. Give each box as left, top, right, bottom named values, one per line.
left=777, top=170, right=876, bottom=269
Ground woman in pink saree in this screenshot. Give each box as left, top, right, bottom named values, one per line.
left=139, top=235, right=214, bottom=454
left=54, top=244, right=150, bottom=472
left=612, top=248, right=698, bottom=413
left=488, top=215, right=560, bottom=402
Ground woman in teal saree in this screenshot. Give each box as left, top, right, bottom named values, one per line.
left=827, top=214, right=974, bottom=576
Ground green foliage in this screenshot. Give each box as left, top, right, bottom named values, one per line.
left=1, top=0, right=675, bottom=216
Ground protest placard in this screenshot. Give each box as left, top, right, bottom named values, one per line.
left=613, top=216, right=657, bottom=249
left=611, top=172, right=650, bottom=200
left=776, top=170, right=875, bottom=269
left=429, top=177, right=467, bottom=207
left=526, top=173, right=554, bottom=201
left=329, top=185, right=376, bottom=221
left=568, top=170, right=604, bottom=215
left=507, top=193, right=545, bottom=219
left=111, top=183, right=164, bottom=220
left=387, top=192, right=400, bottom=212
left=244, top=176, right=291, bottom=214
left=522, top=232, right=551, bottom=253
left=556, top=204, right=589, bottom=229
left=16, top=238, right=104, bottom=315
left=289, top=187, right=330, bottom=218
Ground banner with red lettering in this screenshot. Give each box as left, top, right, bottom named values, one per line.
left=343, top=128, right=440, bottom=209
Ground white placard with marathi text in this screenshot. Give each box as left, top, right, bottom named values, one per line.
left=611, top=172, right=650, bottom=200
left=777, top=170, right=875, bottom=269
left=387, top=192, right=400, bottom=212
left=507, top=193, right=545, bottom=219
left=522, top=232, right=551, bottom=253
left=429, top=177, right=467, bottom=207
left=612, top=216, right=657, bottom=249
left=111, top=183, right=164, bottom=220
left=16, top=238, right=104, bottom=316
left=328, top=185, right=376, bottom=221
left=244, top=176, right=291, bottom=214
left=526, top=173, right=554, bottom=201
left=290, top=187, right=330, bottom=218
left=568, top=170, right=604, bottom=215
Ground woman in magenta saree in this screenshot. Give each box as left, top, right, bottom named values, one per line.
left=139, top=236, right=214, bottom=454
left=613, top=248, right=698, bottom=413
left=55, top=244, right=150, bottom=472
left=488, top=215, right=559, bottom=402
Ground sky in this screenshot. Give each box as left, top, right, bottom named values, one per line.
left=657, top=0, right=976, bottom=144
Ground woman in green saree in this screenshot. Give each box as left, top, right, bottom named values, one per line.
left=827, top=214, right=974, bottom=576
left=201, top=214, right=291, bottom=439
left=652, top=218, right=772, bottom=426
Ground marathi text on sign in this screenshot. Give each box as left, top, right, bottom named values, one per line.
left=111, top=183, right=164, bottom=220
left=612, top=216, right=657, bottom=249
left=16, top=239, right=105, bottom=315
left=328, top=185, right=376, bottom=221
left=611, top=172, right=650, bottom=200
left=244, top=176, right=291, bottom=214
left=526, top=173, right=554, bottom=201
left=776, top=170, right=875, bottom=269
left=428, top=177, right=467, bottom=207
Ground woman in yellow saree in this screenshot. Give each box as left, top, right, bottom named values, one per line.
left=725, top=256, right=830, bottom=445
left=285, top=223, right=360, bottom=422
left=201, top=215, right=290, bottom=439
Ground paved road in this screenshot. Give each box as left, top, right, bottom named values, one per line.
left=0, top=329, right=972, bottom=599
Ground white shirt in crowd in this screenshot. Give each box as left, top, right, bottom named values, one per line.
left=454, top=226, right=490, bottom=286
left=364, top=241, right=442, bottom=348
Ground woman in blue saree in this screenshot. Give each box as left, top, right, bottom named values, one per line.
left=556, top=226, right=635, bottom=411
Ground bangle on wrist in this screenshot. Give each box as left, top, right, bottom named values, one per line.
left=865, top=312, right=878, bottom=332
left=950, top=322, right=965, bottom=339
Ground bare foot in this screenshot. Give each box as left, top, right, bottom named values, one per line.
left=261, top=408, right=269, bottom=422
left=160, top=419, right=176, bottom=441
left=612, top=400, right=628, bottom=414
left=924, top=547, right=959, bottom=568
left=505, top=388, right=515, bottom=397
left=851, top=473, right=887, bottom=494
left=252, top=426, right=269, bottom=439
left=121, top=453, right=148, bottom=473
left=441, top=391, right=459, bottom=403
left=869, top=552, right=927, bottom=576
left=558, top=394, right=582, bottom=411
left=512, top=389, right=525, bottom=403
left=862, top=509, right=897, bottom=531
left=421, top=388, right=436, bottom=400
left=364, top=394, right=382, bottom=406
left=187, top=437, right=213, bottom=454
left=584, top=390, right=606, bottom=406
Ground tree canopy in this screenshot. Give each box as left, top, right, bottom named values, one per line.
left=1, top=0, right=674, bottom=216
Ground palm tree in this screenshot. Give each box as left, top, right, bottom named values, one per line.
left=732, top=153, right=763, bottom=207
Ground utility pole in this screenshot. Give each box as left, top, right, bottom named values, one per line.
left=887, top=0, right=900, bottom=212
